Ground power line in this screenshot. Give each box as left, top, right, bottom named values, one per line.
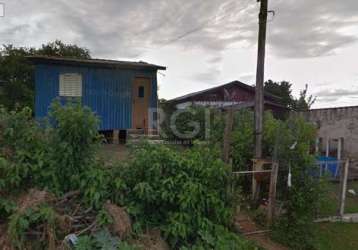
left=156, top=0, right=252, bottom=48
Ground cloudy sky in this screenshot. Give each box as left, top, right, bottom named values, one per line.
left=0, top=0, right=357, bottom=108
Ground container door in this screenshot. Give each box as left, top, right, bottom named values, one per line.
left=132, top=77, right=151, bottom=130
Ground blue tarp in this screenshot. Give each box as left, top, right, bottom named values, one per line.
left=317, top=156, right=340, bottom=178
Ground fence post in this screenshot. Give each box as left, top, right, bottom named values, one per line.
left=337, top=138, right=343, bottom=160
left=251, top=159, right=261, bottom=200
left=267, top=162, right=278, bottom=225
left=338, top=159, right=349, bottom=217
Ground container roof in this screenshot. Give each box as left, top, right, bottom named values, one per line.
left=26, top=56, right=166, bottom=70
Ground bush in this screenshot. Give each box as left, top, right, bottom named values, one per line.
left=196, top=108, right=321, bottom=250
left=0, top=106, right=46, bottom=196
left=160, top=105, right=225, bottom=143
left=0, top=100, right=322, bottom=249
left=8, top=205, right=56, bottom=249
left=231, top=110, right=255, bottom=171
left=0, top=101, right=107, bottom=211
left=110, top=143, right=249, bottom=248
left=0, top=101, right=121, bottom=249
left=181, top=223, right=258, bottom=250
left=80, top=164, right=111, bottom=209
left=267, top=116, right=322, bottom=250
left=46, top=100, right=101, bottom=193
left=75, top=229, right=138, bottom=250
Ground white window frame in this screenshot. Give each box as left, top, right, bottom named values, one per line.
left=59, top=73, right=82, bottom=97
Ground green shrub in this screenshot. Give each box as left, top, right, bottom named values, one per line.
left=160, top=105, right=224, bottom=142
left=80, top=165, right=111, bottom=209
left=8, top=205, right=56, bottom=249
left=75, top=229, right=137, bottom=250
left=0, top=197, right=16, bottom=218
left=75, top=235, right=96, bottom=250
left=182, top=224, right=258, bottom=250
left=0, top=101, right=107, bottom=209
left=46, top=100, right=101, bottom=193
left=111, top=143, right=248, bottom=248
left=268, top=116, right=322, bottom=250
left=231, top=110, right=254, bottom=171
left=0, top=106, right=47, bottom=194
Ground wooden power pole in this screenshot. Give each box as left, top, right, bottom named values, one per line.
left=254, top=0, right=268, bottom=159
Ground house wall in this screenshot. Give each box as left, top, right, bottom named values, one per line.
left=300, top=106, right=358, bottom=159
left=35, top=64, right=158, bottom=130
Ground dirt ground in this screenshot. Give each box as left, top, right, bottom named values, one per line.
left=234, top=212, right=288, bottom=250
left=98, top=144, right=130, bottom=165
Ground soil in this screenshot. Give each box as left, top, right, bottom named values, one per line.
left=132, top=229, right=170, bottom=250
left=0, top=224, right=13, bottom=250
left=17, top=189, right=54, bottom=213
left=234, top=212, right=288, bottom=250
left=99, top=144, right=130, bottom=166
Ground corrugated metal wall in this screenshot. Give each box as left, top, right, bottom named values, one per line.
left=35, top=64, right=158, bottom=130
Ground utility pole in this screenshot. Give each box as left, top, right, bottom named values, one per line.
left=254, top=0, right=268, bottom=159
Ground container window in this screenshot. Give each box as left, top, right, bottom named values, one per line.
left=138, top=86, right=145, bottom=98
left=59, top=73, right=82, bottom=97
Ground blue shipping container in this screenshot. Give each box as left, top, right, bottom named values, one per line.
left=30, top=56, right=165, bottom=131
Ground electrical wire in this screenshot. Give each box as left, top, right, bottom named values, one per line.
left=156, top=0, right=253, bottom=48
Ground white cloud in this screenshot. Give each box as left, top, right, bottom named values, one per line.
left=1, top=0, right=357, bottom=60
left=1, top=0, right=358, bottom=107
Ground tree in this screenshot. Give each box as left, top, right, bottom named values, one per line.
left=291, top=84, right=316, bottom=111
left=264, top=80, right=316, bottom=111
left=264, top=80, right=293, bottom=108
left=0, top=45, right=36, bottom=110
left=0, top=41, right=91, bottom=110
left=37, top=40, right=90, bottom=59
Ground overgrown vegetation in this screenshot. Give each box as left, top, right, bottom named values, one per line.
left=0, top=101, right=258, bottom=249
left=8, top=205, right=56, bottom=249
left=161, top=104, right=325, bottom=249
left=0, top=101, right=111, bottom=248
left=0, top=101, right=105, bottom=202
left=46, top=101, right=101, bottom=194
left=111, top=143, right=249, bottom=248
left=0, top=95, right=327, bottom=249
left=159, top=102, right=224, bottom=143
left=265, top=115, right=323, bottom=250
left=229, top=110, right=323, bottom=250
left=0, top=106, right=46, bottom=195
left=229, top=111, right=324, bottom=250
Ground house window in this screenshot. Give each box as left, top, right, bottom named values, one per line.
left=59, top=73, right=82, bottom=97
left=138, top=86, right=144, bottom=98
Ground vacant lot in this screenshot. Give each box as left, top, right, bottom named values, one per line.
left=98, top=144, right=130, bottom=165
left=316, top=181, right=358, bottom=250
left=319, top=181, right=358, bottom=217
left=316, top=223, right=358, bottom=250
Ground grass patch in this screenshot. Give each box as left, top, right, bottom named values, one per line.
left=319, top=181, right=358, bottom=217
left=315, top=182, right=358, bottom=250
left=316, top=223, right=358, bottom=250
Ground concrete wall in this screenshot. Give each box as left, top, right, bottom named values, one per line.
left=300, top=106, right=358, bottom=159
